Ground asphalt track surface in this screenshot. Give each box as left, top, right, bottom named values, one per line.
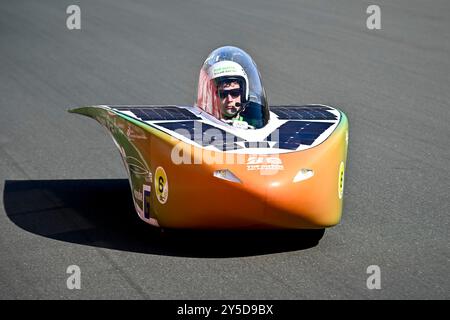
left=1, top=0, right=449, bottom=299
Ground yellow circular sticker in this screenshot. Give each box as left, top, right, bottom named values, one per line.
left=155, top=166, right=168, bottom=204
left=338, top=161, right=345, bottom=199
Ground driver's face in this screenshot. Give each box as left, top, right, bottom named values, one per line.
left=218, top=81, right=242, bottom=118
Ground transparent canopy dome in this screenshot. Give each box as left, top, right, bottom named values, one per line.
left=195, top=46, right=270, bottom=129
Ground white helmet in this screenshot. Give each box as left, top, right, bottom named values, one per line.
left=208, top=60, right=249, bottom=103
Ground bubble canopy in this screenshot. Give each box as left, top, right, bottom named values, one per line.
left=195, top=46, right=270, bottom=129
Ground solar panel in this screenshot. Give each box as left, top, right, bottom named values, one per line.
left=156, top=121, right=243, bottom=151
left=155, top=120, right=333, bottom=151
left=267, top=121, right=334, bottom=149
left=271, top=105, right=337, bottom=120
left=113, top=106, right=201, bottom=121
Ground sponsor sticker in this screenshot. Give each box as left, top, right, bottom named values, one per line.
left=155, top=166, right=169, bottom=204
left=212, top=65, right=237, bottom=76
left=338, top=161, right=345, bottom=199
left=246, top=156, right=284, bottom=171
left=143, top=185, right=151, bottom=219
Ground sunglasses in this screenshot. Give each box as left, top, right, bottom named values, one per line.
left=218, top=88, right=242, bottom=99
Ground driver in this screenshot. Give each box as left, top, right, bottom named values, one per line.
left=217, top=78, right=243, bottom=120
left=208, top=60, right=254, bottom=129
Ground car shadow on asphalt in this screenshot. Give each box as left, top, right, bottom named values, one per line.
left=3, top=179, right=324, bottom=258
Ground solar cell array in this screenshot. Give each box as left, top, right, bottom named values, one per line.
left=271, top=105, right=337, bottom=120
left=156, top=121, right=243, bottom=151
left=157, top=120, right=333, bottom=151
left=113, top=106, right=200, bottom=121
left=267, top=121, right=333, bottom=149
left=112, top=106, right=337, bottom=151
